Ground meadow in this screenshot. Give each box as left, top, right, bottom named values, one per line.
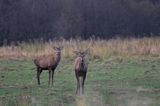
left=0, top=37, right=160, bottom=106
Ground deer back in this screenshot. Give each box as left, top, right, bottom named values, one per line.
left=34, top=55, right=57, bottom=68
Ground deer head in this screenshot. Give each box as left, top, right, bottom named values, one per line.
left=53, top=46, right=63, bottom=55
left=74, top=49, right=89, bottom=58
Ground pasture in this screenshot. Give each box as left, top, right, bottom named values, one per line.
left=0, top=56, right=160, bottom=106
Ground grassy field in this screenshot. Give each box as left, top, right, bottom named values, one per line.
left=0, top=56, right=160, bottom=106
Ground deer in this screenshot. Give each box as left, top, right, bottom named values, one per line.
left=34, top=46, right=63, bottom=86
left=74, top=49, right=89, bottom=95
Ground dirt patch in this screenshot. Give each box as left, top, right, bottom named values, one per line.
left=0, top=67, right=16, bottom=71
left=75, top=92, right=104, bottom=106
left=87, top=95, right=104, bottom=106
left=107, top=89, right=152, bottom=106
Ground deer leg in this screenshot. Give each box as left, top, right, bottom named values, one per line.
left=39, top=69, right=42, bottom=75
left=76, top=73, right=80, bottom=95
left=77, top=78, right=80, bottom=95
left=36, top=67, right=41, bottom=85
left=82, top=73, right=86, bottom=94
left=51, top=69, right=55, bottom=86
left=48, top=69, right=52, bottom=86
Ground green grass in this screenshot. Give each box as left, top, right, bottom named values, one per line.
left=0, top=57, right=160, bottom=106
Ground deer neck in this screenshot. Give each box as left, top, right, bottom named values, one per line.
left=80, top=57, right=85, bottom=68
left=55, top=53, right=61, bottom=65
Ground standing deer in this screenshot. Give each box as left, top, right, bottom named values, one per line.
left=34, top=46, right=63, bottom=85
left=74, top=50, right=88, bottom=95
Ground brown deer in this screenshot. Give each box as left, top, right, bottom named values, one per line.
left=34, top=46, right=63, bottom=85
left=74, top=50, right=88, bottom=95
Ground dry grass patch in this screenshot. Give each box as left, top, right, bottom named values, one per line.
left=0, top=37, right=160, bottom=60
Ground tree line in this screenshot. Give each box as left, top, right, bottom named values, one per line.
left=0, top=0, right=160, bottom=44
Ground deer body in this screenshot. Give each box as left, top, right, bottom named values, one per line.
left=74, top=52, right=88, bottom=95
left=34, top=47, right=62, bottom=85
left=34, top=55, right=60, bottom=69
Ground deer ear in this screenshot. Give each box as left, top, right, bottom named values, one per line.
left=74, top=51, right=79, bottom=55
left=84, top=48, right=89, bottom=54
left=53, top=46, right=57, bottom=50
left=60, top=46, right=63, bottom=50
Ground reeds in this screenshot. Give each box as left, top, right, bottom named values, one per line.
left=0, top=37, right=160, bottom=60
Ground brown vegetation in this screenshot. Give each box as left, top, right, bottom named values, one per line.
left=0, top=37, right=160, bottom=60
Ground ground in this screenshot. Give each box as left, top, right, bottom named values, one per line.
left=0, top=56, right=160, bottom=106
